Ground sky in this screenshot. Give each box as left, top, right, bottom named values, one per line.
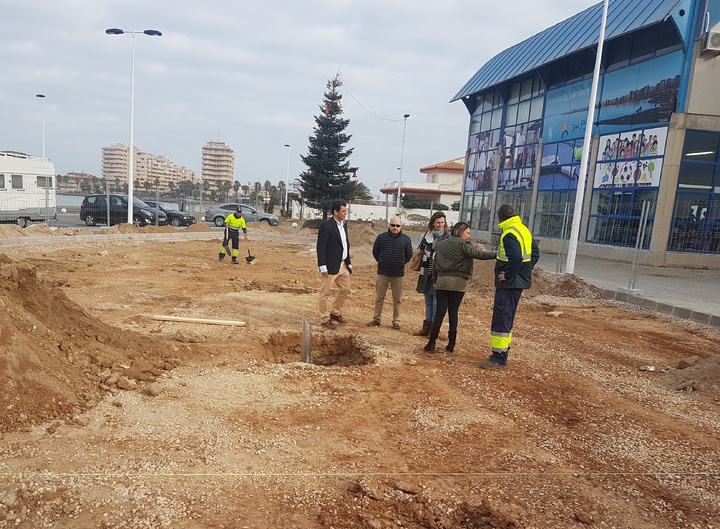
left=1, top=0, right=599, bottom=199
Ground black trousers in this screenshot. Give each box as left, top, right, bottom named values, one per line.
left=428, top=289, right=465, bottom=342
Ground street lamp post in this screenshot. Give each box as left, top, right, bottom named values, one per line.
left=396, top=113, right=410, bottom=213
left=284, top=144, right=290, bottom=218
left=36, top=94, right=46, bottom=159
left=106, top=27, right=162, bottom=224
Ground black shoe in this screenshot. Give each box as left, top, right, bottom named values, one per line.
left=423, top=341, right=436, bottom=352
left=319, top=320, right=336, bottom=330
left=366, top=320, right=380, bottom=327
left=219, top=253, right=225, bottom=261
left=445, top=344, right=455, bottom=352
left=231, top=257, right=238, bottom=264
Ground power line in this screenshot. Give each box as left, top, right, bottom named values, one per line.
left=341, top=83, right=405, bottom=122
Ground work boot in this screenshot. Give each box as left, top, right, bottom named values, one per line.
left=413, top=320, right=432, bottom=336
left=445, top=331, right=457, bottom=352
left=219, top=252, right=225, bottom=261
left=231, top=257, right=238, bottom=264
left=423, top=340, right=436, bottom=352
left=480, top=351, right=508, bottom=370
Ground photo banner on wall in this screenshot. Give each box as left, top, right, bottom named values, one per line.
left=593, top=126, right=667, bottom=188
left=542, top=79, right=593, bottom=143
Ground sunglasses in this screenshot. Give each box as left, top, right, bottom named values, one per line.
left=389, top=224, right=401, bottom=227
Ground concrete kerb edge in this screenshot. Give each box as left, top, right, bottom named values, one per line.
left=598, top=287, right=720, bottom=329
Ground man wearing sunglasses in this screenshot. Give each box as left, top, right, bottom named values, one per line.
left=367, top=216, right=413, bottom=329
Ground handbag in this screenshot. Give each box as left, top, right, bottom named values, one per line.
left=407, top=249, right=422, bottom=272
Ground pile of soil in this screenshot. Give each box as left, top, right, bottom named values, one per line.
left=0, top=255, right=186, bottom=432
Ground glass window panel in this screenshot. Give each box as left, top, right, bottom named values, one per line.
left=481, top=112, right=492, bottom=131
left=482, top=94, right=493, bottom=113
left=678, top=163, right=714, bottom=189
left=517, top=100, right=531, bottom=124
left=0, top=174, right=5, bottom=188
left=631, top=30, right=656, bottom=62
left=520, top=78, right=533, bottom=100
left=656, top=22, right=682, bottom=53
left=683, top=130, right=720, bottom=162
left=491, top=108, right=503, bottom=129
left=606, top=36, right=631, bottom=71
left=11, top=175, right=23, bottom=189
left=506, top=104, right=518, bottom=126
left=530, top=97, right=544, bottom=121
left=508, top=82, right=520, bottom=104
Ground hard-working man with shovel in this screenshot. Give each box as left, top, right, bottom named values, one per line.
left=219, top=208, right=248, bottom=264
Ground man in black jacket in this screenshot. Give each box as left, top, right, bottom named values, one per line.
left=316, top=200, right=352, bottom=329
left=367, top=216, right=413, bottom=329
left=481, top=204, right=540, bottom=370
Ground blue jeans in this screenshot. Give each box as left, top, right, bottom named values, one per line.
left=424, top=292, right=436, bottom=321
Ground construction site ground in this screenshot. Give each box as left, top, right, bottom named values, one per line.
left=0, top=221, right=718, bottom=529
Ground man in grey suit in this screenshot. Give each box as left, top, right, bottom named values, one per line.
left=316, top=200, right=352, bottom=329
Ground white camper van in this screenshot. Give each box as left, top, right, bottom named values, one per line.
left=0, top=151, right=57, bottom=226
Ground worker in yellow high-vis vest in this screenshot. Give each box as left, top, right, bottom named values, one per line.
left=219, top=209, right=248, bottom=264
left=480, top=204, right=539, bottom=370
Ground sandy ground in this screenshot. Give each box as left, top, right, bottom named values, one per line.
left=0, top=222, right=719, bottom=529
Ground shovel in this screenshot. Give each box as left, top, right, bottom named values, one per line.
left=222, top=225, right=231, bottom=254
left=245, top=237, right=256, bottom=264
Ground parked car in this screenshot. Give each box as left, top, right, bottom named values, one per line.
left=143, top=200, right=197, bottom=227
left=204, top=203, right=280, bottom=227
left=80, top=194, right=167, bottom=227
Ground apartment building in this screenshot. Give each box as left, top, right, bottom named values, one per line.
left=101, top=144, right=197, bottom=194
left=201, top=141, right=235, bottom=195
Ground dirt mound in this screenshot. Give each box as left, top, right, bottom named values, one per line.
left=99, top=224, right=177, bottom=234
left=662, top=354, right=720, bottom=402
left=349, top=223, right=378, bottom=246
left=531, top=268, right=603, bottom=298
left=0, top=257, right=182, bottom=432
left=295, top=223, right=379, bottom=245
left=0, top=224, right=36, bottom=238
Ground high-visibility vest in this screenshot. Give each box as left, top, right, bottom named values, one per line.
left=224, top=213, right=246, bottom=231
left=497, top=216, right=532, bottom=263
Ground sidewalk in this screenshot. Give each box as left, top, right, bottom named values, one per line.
left=540, top=252, right=720, bottom=328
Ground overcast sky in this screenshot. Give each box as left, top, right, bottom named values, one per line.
left=1, top=0, right=599, bottom=198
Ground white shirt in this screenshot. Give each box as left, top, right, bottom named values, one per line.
left=336, top=218, right=348, bottom=261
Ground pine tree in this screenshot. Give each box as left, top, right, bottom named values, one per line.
left=299, top=73, right=358, bottom=219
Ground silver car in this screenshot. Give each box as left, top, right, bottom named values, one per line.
left=205, top=203, right=279, bottom=227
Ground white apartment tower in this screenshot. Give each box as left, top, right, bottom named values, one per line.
left=101, top=144, right=197, bottom=194
left=201, top=141, right=235, bottom=195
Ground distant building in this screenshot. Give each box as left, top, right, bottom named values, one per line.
left=101, top=144, right=197, bottom=194
left=56, top=172, right=97, bottom=194
left=381, top=157, right=463, bottom=207
left=201, top=141, right=235, bottom=196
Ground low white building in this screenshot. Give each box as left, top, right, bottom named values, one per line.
left=380, top=157, right=464, bottom=208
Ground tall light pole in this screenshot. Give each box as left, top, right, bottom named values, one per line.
left=36, top=94, right=46, bottom=159
left=106, top=27, right=162, bottom=224
left=396, top=113, right=410, bottom=212
left=284, top=144, right=290, bottom=217
left=565, top=0, right=609, bottom=274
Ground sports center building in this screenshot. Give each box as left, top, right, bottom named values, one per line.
left=453, top=0, right=720, bottom=267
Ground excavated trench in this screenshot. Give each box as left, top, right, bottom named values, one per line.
left=264, top=331, right=375, bottom=366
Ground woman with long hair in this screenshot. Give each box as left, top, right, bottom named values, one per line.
left=412, top=212, right=450, bottom=337
left=424, top=221, right=495, bottom=353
